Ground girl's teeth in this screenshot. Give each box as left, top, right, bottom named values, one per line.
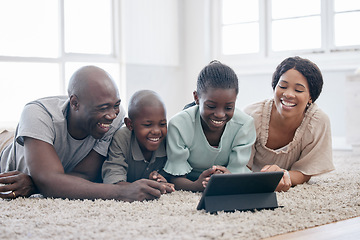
left=212, top=120, right=223, bottom=125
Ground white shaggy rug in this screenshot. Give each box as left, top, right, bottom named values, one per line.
left=1, top=151, right=359, bottom=240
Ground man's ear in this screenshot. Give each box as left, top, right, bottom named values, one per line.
left=193, top=91, right=200, bottom=105
left=124, top=117, right=133, bottom=131
left=69, top=95, right=80, bottom=111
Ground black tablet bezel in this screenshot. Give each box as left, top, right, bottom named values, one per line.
left=197, top=171, right=284, bottom=211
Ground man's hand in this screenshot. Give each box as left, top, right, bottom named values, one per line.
left=0, top=171, right=38, bottom=199
left=116, top=178, right=173, bottom=202
left=261, top=165, right=291, bottom=192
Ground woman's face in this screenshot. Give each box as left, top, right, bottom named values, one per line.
left=194, top=87, right=237, bottom=133
left=274, top=69, right=312, bottom=119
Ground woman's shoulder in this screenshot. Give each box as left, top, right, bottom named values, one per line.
left=306, top=103, right=331, bottom=127
left=243, top=99, right=270, bottom=117
left=298, top=103, right=331, bottom=141
left=243, top=99, right=272, bottom=127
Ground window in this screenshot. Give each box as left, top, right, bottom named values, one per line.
left=271, top=0, right=321, bottom=52
left=221, top=0, right=259, bottom=54
left=215, top=0, right=360, bottom=64
left=0, top=0, right=122, bottom=127
left=334, top=0, right=360, bottom=47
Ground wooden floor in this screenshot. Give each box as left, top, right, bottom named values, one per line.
left=264, top=217, right=360, bottom=240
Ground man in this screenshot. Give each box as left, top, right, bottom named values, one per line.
left=0, top=66, right=171, bottom=202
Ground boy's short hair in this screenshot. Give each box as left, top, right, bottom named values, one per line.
left=128, top=90, right=166, bottom=120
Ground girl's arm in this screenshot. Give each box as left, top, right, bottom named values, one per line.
left=170, top=167, right=217, bottom=192
left=170, top=176, right=203, bottom=192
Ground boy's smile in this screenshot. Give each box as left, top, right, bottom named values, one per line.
left=128, top=104, right=167, bottom=161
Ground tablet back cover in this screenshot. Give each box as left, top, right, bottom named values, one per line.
left=197, top=171, right=283, bottom=211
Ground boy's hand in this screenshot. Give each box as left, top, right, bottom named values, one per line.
left=149, top=171, right=175, bottom=193
left=149, top=171, right=166, bottom=182
left=161, top=182, right=175, bottom=193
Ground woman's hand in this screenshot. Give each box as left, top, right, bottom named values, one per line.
left=261, top=165, right=291, bottom=192
left=0, top=171, right=38, bottom=199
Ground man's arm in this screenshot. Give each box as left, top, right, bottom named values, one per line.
left=23, top=137, right=170, bottom=201
left=68, top=149, right=105, bottom=183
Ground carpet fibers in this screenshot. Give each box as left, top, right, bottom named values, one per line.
left=1, top=151, right=359, bottom=240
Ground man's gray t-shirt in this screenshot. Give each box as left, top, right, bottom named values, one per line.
left=0, top=96, right=125, bottom=174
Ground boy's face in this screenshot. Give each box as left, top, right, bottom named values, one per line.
left=128, top=104, right=167, bottom=157
left=194, top=87, right=237, bottom=133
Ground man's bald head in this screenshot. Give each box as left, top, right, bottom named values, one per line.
left=67, top=65, right=117, bottom=99
left=128, top=90, right=166, bottom=120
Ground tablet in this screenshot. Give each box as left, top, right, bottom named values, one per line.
left=197, top=171, right=284, bottom=212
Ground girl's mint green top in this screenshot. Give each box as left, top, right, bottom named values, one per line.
left=164, top=105, right=256, bottom=181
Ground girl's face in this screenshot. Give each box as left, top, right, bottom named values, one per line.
left=194, top=87, right=237, bottom=133
left=274, top=68, right=312, bottom=118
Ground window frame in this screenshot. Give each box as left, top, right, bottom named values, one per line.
left=0, top=0, right=124, bottom=96
left=0, top=0, right=125, bottom=128
left=211, top=0, right=360, bottom=73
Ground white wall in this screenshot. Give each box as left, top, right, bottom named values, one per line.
left=122, top=0, right=212, bottom=119
left=122, top=0, right=359, bottom=150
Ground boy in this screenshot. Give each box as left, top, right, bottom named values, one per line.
left=102, top=90, right=174, bottom=191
